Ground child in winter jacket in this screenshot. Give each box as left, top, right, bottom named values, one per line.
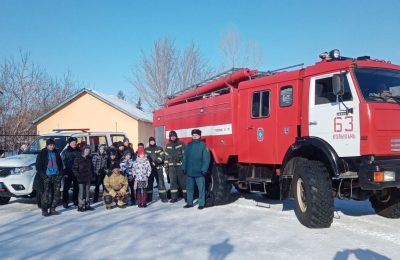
left=132, top=147, right=152, bottom=207
left=73, top=146, right=94, bottom=212
left=120, top=150, right=135, bottom=205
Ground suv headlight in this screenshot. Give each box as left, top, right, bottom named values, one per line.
left=11, top=166, right=34, bottom=175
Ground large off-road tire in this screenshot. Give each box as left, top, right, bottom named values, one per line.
left=0, top=196, right=11, bottom=205
left=206, top=163, right=232, bottom=206
left=36, top=191, right=42, bottom=209
left=370, top=188, right=400, bottom=218
left=293, top=159, right=334, bottom=228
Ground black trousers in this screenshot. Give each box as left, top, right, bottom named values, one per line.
left=63, top=172, right=79, bottom=204
left=128, top=178, right=135, bottom=202
left=93, top=174, right=105, bottom=202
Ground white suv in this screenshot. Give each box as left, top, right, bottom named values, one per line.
left=0, top=129, right=127, bottom=205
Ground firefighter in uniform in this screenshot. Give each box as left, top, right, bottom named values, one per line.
left=145, top=137, right=168, bottom=202
left=164, top=130, right=186, bottom=203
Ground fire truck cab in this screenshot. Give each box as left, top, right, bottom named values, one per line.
left=153, top=50, right=400, bottom=228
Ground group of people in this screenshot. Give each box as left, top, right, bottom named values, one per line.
left=34, top=129, right=211, bottom=217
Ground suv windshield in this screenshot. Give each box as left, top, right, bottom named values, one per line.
left=355, top=68, right=400, bottom=103
left=24, top=136, right=68, bottom=154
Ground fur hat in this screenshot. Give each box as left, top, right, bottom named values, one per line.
left=46, top=139, right=55, bottom=146
left=67, top=137, right=78, bottom=144
left=191, top=129, right=201, bottom=136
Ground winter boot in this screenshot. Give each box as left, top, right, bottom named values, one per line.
left=85, top=204, right=95, bottom=211
left=143, top=192, right=148, bottom=207
left=160, top=192, right=168, bottom=203
left=130, top=194, right=136, bottom=206
left=77, top=206, right=86, bottom=212
left=50, top=207, right=61, bottom=215
left=63, top=202, right=69, bottom=209
left=42, top=208, right=50, bottom=217
left=147, top=192, right=153, bottom=203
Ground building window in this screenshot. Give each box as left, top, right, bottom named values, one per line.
left=252, top=90, right=270, bottom=118
left=280, top=86, right=293, bottom=107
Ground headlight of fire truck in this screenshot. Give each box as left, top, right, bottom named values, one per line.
left=329, top=49, right=341, bottom=59
left=319, top=49, right=341, bottom=60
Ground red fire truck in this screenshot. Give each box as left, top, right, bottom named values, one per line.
left=153, top=50, right=400, bottom=228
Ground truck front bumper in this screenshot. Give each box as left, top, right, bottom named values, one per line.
left=359, top=157, right=400, bottom=190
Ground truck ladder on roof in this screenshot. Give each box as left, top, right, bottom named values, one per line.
left=166, top=68, right=257, bottom=107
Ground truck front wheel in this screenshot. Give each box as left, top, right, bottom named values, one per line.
left=370, top=188, right=400, bottom=218
left=206, top=163, right=232, bottom=206
left=0, top=196, right=11, bottom=205
left=293, top=159, right=334, bottom=228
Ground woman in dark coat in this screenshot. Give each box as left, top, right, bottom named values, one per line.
left=73, top=146, right=94, bottom=212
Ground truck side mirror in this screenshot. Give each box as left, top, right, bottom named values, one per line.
left=332, top=74, right=344, bottom=96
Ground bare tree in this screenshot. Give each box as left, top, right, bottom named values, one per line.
left=220, top=28, right=264, bottom=69
left=130, top=38, right=214, bottom=111
left=0, top=51, right=79, bottom=150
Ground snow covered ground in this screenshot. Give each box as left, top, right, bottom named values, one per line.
left=0, top=192, right=399, bottom=260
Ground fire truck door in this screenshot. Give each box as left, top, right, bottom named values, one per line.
left=308, top=72, right=360, bottom=157
left=240, top=86, right=276, bottom=164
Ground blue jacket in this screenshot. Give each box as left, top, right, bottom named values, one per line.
left=182, top=139, right=210, bottom=177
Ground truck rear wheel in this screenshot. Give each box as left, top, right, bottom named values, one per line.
left=293, top=159, right=334, bottom=228
left=0, top=196, right=11, bottom=205
left=370, top=188, right=400, bottom=218
left=206, top=163, right=232, bottom=206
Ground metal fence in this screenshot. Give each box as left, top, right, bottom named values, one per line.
left=0, top=134, right=38, bottom=153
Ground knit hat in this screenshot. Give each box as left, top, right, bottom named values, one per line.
left=191, top=129, right=201, bottom=136
left=110, top=163, right=120, bottom=170
left=169, top=131, right=177, bottom=138
left=123, top=137, right=129, bottom=143
left=109, top=149, right=117, bottom=156
left=149, top=137, right=156, bottom=143
left=123, top=150, right=131, bottom=157
left=46, top=139, right=55, bottom=146
left=137, top=146, right=145, bottom=156
left=83, top=145, right=91, bottom=152
left=67, top=137, right=78, bottom=144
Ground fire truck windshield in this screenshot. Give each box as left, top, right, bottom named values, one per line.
left=355, top=68, right=400, bottom=103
